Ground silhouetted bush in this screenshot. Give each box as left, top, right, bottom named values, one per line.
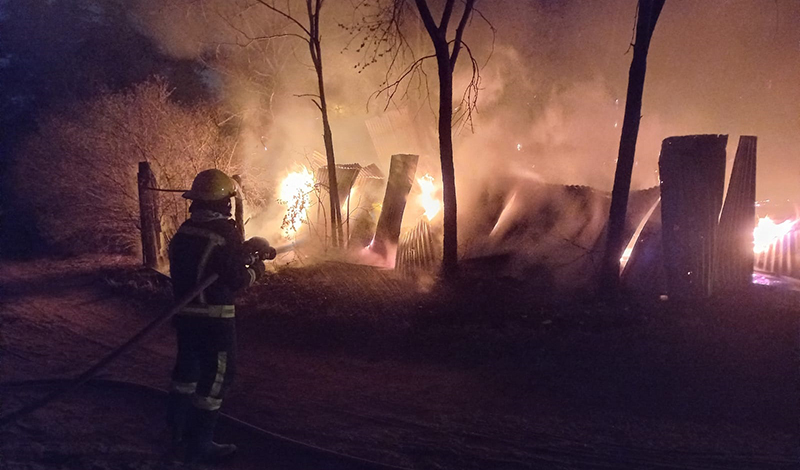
left=13, top=79, right=244, bottom=255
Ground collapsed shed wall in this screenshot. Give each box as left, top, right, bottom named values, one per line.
left=714, top=136, right=757, bottom=290
left=659, top=134, right=727, bottom=299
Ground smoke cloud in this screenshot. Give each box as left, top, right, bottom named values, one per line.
left=134, top=0, right=800, bottom=240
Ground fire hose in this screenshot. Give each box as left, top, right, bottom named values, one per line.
left=0, top=378, right=409, bottom=470
left=1, top=252, right=793, bottom=468
left=0, top=268, right=411, bottom=469
left=1, top=377, right=794, bottom=469
left=0, top=273, right=220, bottom=428
left=0, top=237, right=292, bottom=428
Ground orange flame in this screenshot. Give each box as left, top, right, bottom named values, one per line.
left=417, top=174, right=441, bottom=221
left=753, top=216, right=796, bottom=254
left=277, top=165, right=314, bottom=237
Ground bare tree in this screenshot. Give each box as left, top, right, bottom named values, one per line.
left=218, top=0, right=345, bottom=247
left=206, top=17, right=298, bottom=143
left=600, top=0, right=666, bottom=298
left=349, top=0, right=487, bottom=277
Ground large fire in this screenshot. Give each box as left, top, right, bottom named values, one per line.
left=277, top=165, right=315, bottom=237
left=753, top=216, right=796, bottom=254
left=417, top=174, right=441, bottom=221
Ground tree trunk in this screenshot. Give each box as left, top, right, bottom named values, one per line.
left=436, top=45, right=458, bottom=278
left=310, top=37, right=343, bottom=248
left=410, top=0, right=473, bottom=278
left=600, top=0, right=665, bottom=298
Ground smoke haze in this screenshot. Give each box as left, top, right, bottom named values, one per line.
left=135, top=0, right=800, bottom=224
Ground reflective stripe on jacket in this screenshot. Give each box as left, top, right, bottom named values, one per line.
left=178, top=304, right=236, bottom=319
left=169, top=218, right=254, bottom=307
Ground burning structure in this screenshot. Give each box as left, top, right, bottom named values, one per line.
left=276, top=161, right=386, bottom=250
left=305, top=132, right=792, bottom=299
left=137, top=127, right=793, bottom=300
left=261, top=149, right=660, bottom=294
left=619, top=134, right=800, bottom=297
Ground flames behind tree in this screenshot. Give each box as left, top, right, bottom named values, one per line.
left=277, top=166, right=315, bottom=238
left=416, top=174, right=441, bottom=222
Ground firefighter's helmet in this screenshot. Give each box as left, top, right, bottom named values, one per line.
left=182, top=169, right=238, bottom=201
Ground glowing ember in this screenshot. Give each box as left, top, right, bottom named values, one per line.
left=277, top=165, right=315, bottom=237
left=753, top=216, right=796, bottom=254
left=417, top=174, right=441, bottom=221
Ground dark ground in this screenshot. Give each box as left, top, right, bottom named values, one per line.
left=0, top=255, right=797, bottom=469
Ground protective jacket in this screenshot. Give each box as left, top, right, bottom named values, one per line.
left=169, top=218, right=255, bottom=313
left=168, top=216, right=254, bottom=414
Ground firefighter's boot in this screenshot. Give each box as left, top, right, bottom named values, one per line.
left=185, top=408, right=237, bottom=463
left=166, top=392, right=191, bottom=448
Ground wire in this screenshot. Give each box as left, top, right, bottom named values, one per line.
left=0, top=268, right=407, bottom=469
left=2, top=378, right=794, bottom=469
left=0, top=378, right=410, bottom=470
left=0, top=274, right=219, bottom=427
left=146, top=187, right=189, bottom=193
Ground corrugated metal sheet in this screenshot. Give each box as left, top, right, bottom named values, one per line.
left=313, top=163, right=387, bottom=247
left=659, top=134, right=728, bottom=299
left=315, top=163, right=386, bottom=189
left=356, top=163, right=386, bottom=180
left=714, top=136, right=757, bottom=290
left=396, top=218, right=441, bottom=273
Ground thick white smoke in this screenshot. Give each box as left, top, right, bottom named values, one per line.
left=135, top=0, right=800, bottom=253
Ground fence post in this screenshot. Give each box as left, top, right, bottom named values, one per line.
left=137, top=162, right=159, bottom=269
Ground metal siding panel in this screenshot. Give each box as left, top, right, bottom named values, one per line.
left=714, top=136, right=757, bottom=290
left=659, top=134, right=728, bottom=299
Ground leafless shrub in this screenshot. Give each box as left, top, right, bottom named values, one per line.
left=13, top=79, right=258, bottom=255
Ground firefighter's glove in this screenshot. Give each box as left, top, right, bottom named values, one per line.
left=250, top=260, right=266, bottom=281
left=243, top=237, right=275, bottom=262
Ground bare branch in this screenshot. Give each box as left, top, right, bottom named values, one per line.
left=418, top=63, right=436, bottom=117
left=367, top=54, right=436, bottom=111
left=452, top=40, right=481, bottom=133
left=253, top=0, right=312, bottom=37
left=471, top=3, right=497, bottom=68
left=449, top=0, right=475, bottom=67
left=213, top=8, right=309, bottom=45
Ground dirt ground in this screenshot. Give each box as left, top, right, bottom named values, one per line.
left=0, top=255, right=797, bottom=469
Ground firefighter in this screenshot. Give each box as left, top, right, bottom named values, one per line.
left=166, top=169, right=265, bottom=463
